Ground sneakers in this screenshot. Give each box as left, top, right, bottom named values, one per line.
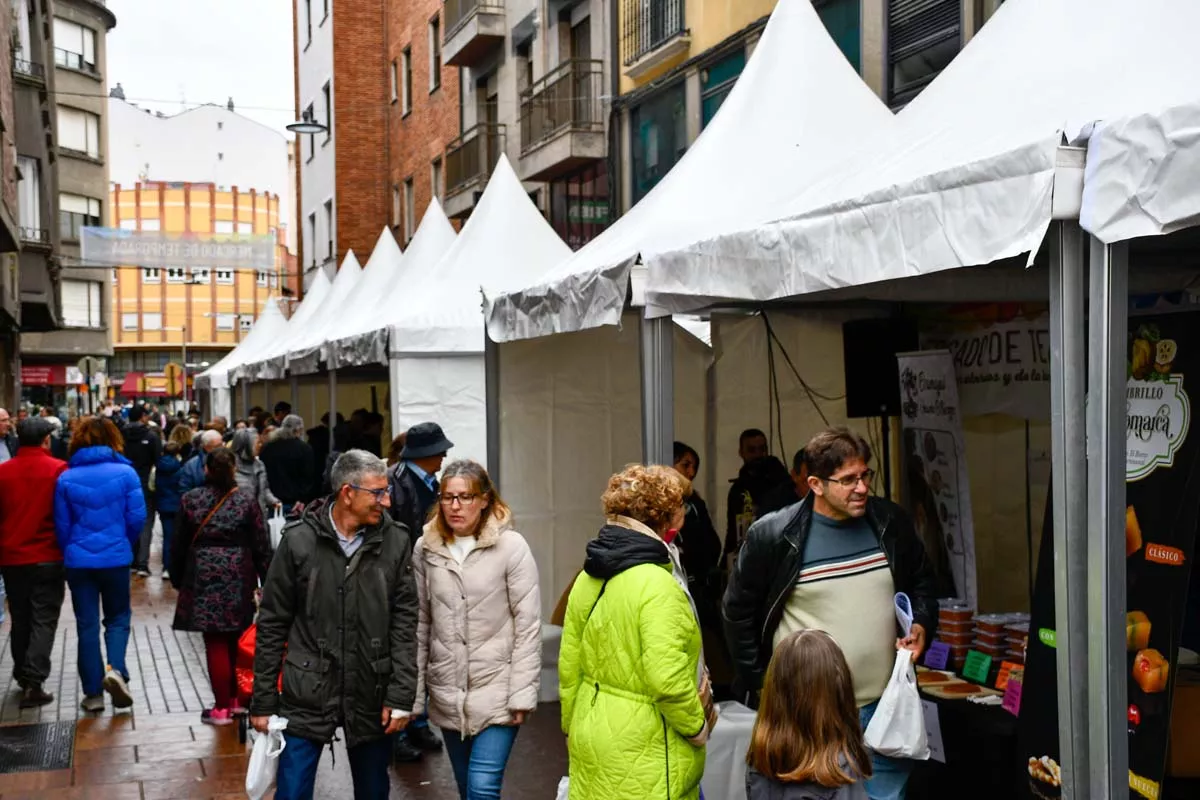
left=19, top=685, right=54, bottom=709
left=102, top=668, right=133, bottom=709
left=201, top=707, right=234, bottom=726
left=407, top=725, right=443, bottom=751
left=80, top=694, right=105, bottom=713
left=135, top=567, right=151, bottom=578
left=162, top=570, right=170, bottom=581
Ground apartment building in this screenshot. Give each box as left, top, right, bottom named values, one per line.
left=293, top=0, right=390, bottom=289
left=443, top=0, right=613, bottom=248
left=1, top=0, right=20, bottom=407
left=108, top=182, right=290, bottom=398
left=385, top=0, right=460, bottom=245
left=19, top=0, right=118, bottom=398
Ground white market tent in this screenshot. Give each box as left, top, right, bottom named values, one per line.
left=644, top=0, right=1200, bottom=311
left=286, top=229, right=404, bottom=375
left=386, top=154, right=572, bottom=470
left=483, top=0, right=894, bottom=342
left=325, top=200, right=458, bottom=370
left=237, top=267, right=333, bottom=383
left=282, top=252, right=365, bottom=376
left=194, top=295, right=290, bottom=419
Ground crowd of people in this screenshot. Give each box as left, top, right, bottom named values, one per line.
left=0, top=395, right=937, bottom=800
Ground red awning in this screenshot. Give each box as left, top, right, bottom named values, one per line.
left=119, top=372, right=145, bottom=397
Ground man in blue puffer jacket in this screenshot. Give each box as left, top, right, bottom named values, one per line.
left=54, top=416, right=146, bottom=713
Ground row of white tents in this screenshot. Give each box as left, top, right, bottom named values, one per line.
left=200, top=0, right=1200, bottom=792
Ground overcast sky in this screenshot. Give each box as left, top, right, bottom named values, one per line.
left=105, top=0, right=295, bottom=134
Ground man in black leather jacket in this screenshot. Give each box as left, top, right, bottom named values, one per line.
left=723, top=429, right=939, bottom=701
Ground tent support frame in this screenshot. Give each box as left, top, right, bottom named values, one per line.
left=1086, top=237, right=1129, bottom=796
left=485, top=335, right=501, bottom=480
left=640, top=315, right=675, bottom=465
left=1048, top=220, right=1090, bottom=800
left=329, top=370, right=338, bottom=435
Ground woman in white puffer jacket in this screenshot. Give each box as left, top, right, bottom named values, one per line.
left=413, top=459, right=541, bottom=800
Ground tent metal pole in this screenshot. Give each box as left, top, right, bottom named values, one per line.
left=388, top=357, right=401, bottom=440
left=639, top=314, right=674, bottom=465
left=1047, top=220, right=1090, bottom=800
left=484, top=335, right=501, bottom=483
left=289, top=376, right=300, bottom=407
left=329, top=370, right=338, bottom=433
left=1086, top=236, right=1129, bottom=796
left=240, top=381, right=250, bottom=419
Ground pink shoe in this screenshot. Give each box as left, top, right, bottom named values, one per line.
left=201, top=707, right=234, bottom=726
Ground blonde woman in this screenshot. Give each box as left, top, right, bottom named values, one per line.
left=413, top=460, right=540, bottom=800
left=559, top=464, right=715, bottom=800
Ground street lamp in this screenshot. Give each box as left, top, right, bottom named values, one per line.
left=287, top=108, right=327, bottom=136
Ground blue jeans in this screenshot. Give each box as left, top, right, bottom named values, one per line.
left=65, top=567, right=132, bottom=697
left=160, top=514, right=176, bottom=574
left=443, top=725, right=520, bottom=800
left=860, top=700, right=915, bottom=800
left=275, top=733, right=391, bottom=800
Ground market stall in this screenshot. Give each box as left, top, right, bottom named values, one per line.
left=194, top=295, right=289, bottom=420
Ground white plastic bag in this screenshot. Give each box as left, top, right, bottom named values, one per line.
left=245, top=715, right=288, bottom=800
left=863, top=649, right=930, bottom=760
left=555, top=776, right=569, bottom=800
left=268, top=507, right=286, bottom=550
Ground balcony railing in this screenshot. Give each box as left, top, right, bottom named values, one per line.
left=519, top=59, right=604, bottom=154
left=20, top=227, right=50, bottom=246
left=444, top=0, right=503, bottom=38
left=12, top=56, right=46, bottom=80
left=445, top=123, right=506, bottom=198
left=621, top=0, right=686, bottom=66
left=55, top=48, right=98, bottom=74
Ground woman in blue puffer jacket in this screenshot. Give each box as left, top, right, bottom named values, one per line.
left=54, top=415, right=147, bottom=714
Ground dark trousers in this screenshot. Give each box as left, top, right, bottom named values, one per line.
left=0, top=563, right=66, bottom=687
left=136, top=483, right=156, bottom=569
left=276, top=733, right=391, bottom=800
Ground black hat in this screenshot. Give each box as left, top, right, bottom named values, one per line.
left=401, top=422, right=453, bottom=459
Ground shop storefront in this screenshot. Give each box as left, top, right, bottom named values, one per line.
left=19, top=364, right=97, bottom=418
left=549, top=162, right=610, bottom=250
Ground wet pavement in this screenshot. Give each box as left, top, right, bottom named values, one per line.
left=0, top=533, right=567, bottom=799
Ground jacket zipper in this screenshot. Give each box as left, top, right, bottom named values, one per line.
left=661, top=714, right=671, bottom=800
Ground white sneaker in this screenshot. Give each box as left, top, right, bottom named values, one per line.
left=162, top=570, right=170, bottom=581
left=102, top=668, right=133, bottom=709
left=80, top=694, right=105, bottom=713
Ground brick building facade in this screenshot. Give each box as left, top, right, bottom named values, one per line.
left=385, top=0, right=461, bottom=244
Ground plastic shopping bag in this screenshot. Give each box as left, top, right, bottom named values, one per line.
left=863, top=649, right=930, bottom=760
left=245, top=715, right=288, bottom=800
left=555, top=776, right=569, bottom=800
left=268, top=507, right=286, bottom=550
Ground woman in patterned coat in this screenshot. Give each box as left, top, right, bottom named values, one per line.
left=171, top=448, right=271, bottom=725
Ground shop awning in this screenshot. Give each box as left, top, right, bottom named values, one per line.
left=119, top=372, right=146, bottom=396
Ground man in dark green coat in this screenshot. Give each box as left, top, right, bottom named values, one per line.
left=250, top=449, right=418, bottom=799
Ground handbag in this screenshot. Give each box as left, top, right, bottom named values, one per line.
left=183, top=488, right=238, bottom=582
left=267, top=506, right=286, bottom=550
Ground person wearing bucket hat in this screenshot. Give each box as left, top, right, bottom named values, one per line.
left=387, top=421, right=453, bottom=761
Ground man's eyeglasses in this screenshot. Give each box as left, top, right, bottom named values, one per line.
left=822, top=469, right=874, bottom=489
left=439, top=493, right=479, bottom=506
left=349, top=484, right=389, bottom=503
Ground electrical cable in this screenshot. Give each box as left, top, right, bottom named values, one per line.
left=760, top=311, right=838, bottom=427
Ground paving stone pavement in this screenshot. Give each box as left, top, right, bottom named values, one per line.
left=0, top=532, right=567, bottom=798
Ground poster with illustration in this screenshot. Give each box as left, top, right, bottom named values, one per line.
left=897, top=350, right=978, bottom=607
left=1017, top=311, right=1200, bottom=799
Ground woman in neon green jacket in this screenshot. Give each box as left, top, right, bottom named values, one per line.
left=560, top=464, right=714, bottom=800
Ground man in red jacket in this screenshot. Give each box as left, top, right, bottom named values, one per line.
left=0, top=417, right=68, bottom=708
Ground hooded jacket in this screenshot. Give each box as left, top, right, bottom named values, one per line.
left=121, top=421, right=161, bottom=484
left=413, top=511, right=541, bottom=736
left=54, top=446, right=147, bottom=569
left=560, top=520, right=707, bottom=800
left=154, top=454, right=185, bottom=514
left=250, top=497, right=418, bottom=747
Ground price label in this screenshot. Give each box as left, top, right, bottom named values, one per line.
left=1002, top=674, right=1023, bottom=716
left=924, top=641, right=951, bottom=670
left=995, top=660, right=1022, bottom=691
left=963, top=650, right=993, bottom=684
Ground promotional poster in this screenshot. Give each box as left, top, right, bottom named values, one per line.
left=1017, top=311, right=1200, bottom=799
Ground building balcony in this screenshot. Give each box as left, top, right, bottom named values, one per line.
left=12, top=56, right=46, bottom=85
left=518, top=59, right=606, bottom=182
left=444, top=123, right=506, bottom=219
left=20, top=227, right=52, bottom=251
left=443, top=0, right=505, bottom=67
left=621, top=0, right=690, bottom=81
left=54, top=48, right=100, bottom=76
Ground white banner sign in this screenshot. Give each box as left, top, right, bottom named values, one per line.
left=921, top=315, right=1050, bottom=419
left=897, top=350, right=979, bottom=609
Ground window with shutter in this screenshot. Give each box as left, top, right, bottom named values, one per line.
left=122, top=313, right=139, bottom=331
left=61, top=280, right=93, bottom=327
left=17, top=156, right=41, bottom=231
left=57, top=107, right=101, bottom=157
left=887, top=0, right=961, bottom=108
left=142, top=312, right=163, bottom=331
left=53, top=18, right=97, bottom=72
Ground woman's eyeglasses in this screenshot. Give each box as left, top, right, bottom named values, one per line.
left=439, top=493, right=479, bottom=506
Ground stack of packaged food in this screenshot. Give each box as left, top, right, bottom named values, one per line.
left=937, top=600, right=975, bottom=670
left=973, top=614, right=1012, bottom=660
left=1005, top=620, right=1030, bottom=664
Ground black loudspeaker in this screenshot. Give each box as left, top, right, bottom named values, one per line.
left=842, top=317, right=919, bottom=418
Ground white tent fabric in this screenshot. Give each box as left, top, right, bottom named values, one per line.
left=1081, top=100, right=1200, bottom=243
left=391, top=154, right=572, bottom=353
left=646, top=0, right=1200, bottom=311
left=279, top=253, right=364, bottom=375
left=194, top=295, right=289, bottom=390
left=327, top=200, right=458, bottom=369
left=483, top=0, right=893, bottom=341
left=237, top=267, right=334, bottom=381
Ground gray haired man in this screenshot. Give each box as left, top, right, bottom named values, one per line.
left=251, top=450, right=418, bottom=799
